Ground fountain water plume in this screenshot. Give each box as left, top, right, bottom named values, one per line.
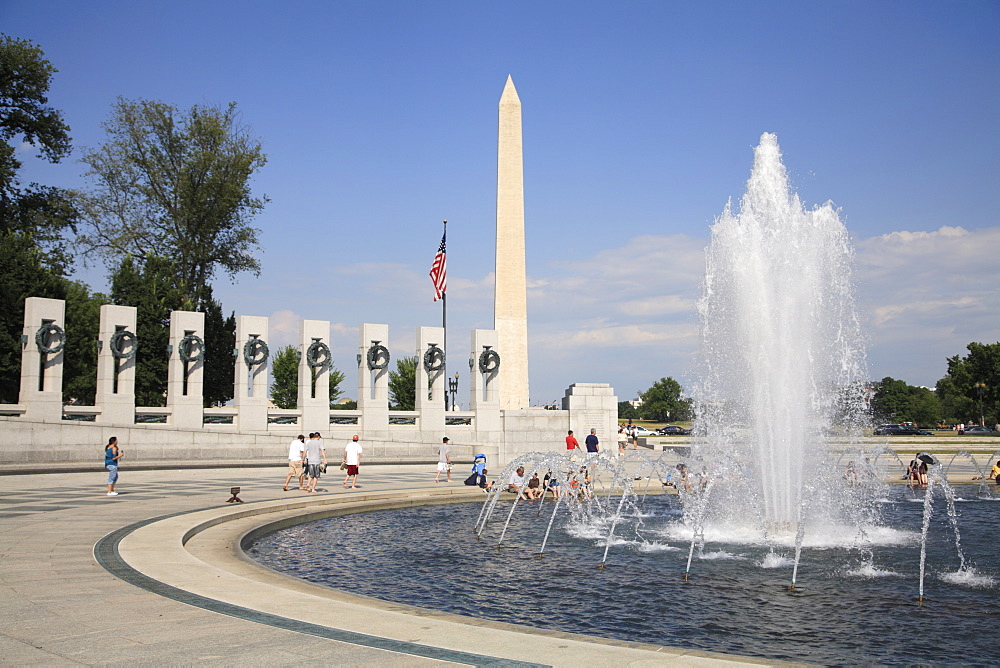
left=945, top=449, right=1000, bottom=498
left=694, top=132, right=868, bottom=534
left=469, top=134, right=991, bottom=602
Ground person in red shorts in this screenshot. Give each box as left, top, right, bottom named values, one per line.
left=343, top=435, right=362, bottom=488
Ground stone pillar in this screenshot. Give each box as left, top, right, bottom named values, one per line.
left=234, top=315, right=269, bottom=432
left=562, top=383, right=619, bottom=449
left=95, top=304, right=138, bottom=425
left=166, top=310, right=205, bottom=429
left=19, top=297, right=66, bottom=420
left=494, top=75, right=530, bottom=410
left=298, top=319, right=331, bottom=434
left=357, top=323, right=390, bottom=435
left=470, top=329, right=500, bottom=434
left=416, top=326, right=446, bottom=436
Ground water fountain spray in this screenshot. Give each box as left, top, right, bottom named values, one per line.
left=692, top=132, right=868, bottom=539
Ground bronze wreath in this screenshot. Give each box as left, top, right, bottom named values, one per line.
left=366, top=342, right=390, bottom=370
left=109, top=330, right=138, bottom=359
left=243, top=338, right=269, bottom=367
left=423, top=345, right=445, bottom=373
left=35, top=323, right=66, bottom=354
left=478, top=349, right=500, bottom=374
left=178, top=334, right=205, bottom=363
left=306, top=341, right=331, bottom=368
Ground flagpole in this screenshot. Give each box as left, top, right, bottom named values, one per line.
left=442, top=219, right=448, bottom=410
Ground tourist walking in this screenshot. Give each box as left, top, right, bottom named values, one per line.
left=304, top=432, right=327, bottom=493
left=617, top=426, right=627, bottom=455
left=343, top=434, right=362, bottom=488
left=435, top=436, right=452, bottom=482
left=585, top=428, right=600, bottom=452
left=104, top=436, right=122, bottom=496
left=283, top=434, right=306, bottom=491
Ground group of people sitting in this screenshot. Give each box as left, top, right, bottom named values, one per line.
left=905, top=458, right=930, bottom=486
left=844, top=457, right=879, bottom=485
left=661, top=462, right=710, bottom=494
left=465, top=454, right=1000, bottom=498
left=502, top=465, right=593, bottom=501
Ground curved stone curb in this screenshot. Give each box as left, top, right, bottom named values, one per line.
left=95, top=513, right=537, bottom=666
left=97, top=487, right=770, bottom=667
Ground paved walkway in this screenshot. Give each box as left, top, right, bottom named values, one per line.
left=0, top=463, right=770, bottom=667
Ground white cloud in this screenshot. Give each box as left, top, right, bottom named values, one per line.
left=240, top=224, right=998, bottom=401
left=855, top=225, right=1000, bottom=384
left=871, top=297, right=978, bottom=327
left=268, top=310, right=301, bottom=348
left=535, top=322, right=699, bottom=350
left=874, top=225, right=969, bottom=243
left=617, top=295, right=697, bottom=317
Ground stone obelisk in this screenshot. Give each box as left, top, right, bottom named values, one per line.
left=494, top=75, right=529, bottom=409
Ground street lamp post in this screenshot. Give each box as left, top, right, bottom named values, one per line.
left=448, top=373, right=459, bottom=412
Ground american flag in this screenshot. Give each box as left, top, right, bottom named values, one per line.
left=429, top=231, right=447, bottom=301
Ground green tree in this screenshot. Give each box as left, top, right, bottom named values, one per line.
left=870, top=376, right=941, bottom=426
left=0, top=35, right=77, bottom=403
left=110, top=255, right=187, bottom=406
left=0, top=231, right=66, bottom=402
left=936, top=342, right=1000, bottom=427
left=62, top=281, right=105, bottom=404
left=935, top=375, right=973, bottom=426
left=269, top=345, right=298, bottom=409
left=2, top=185, right=78, bottom=275
left=269, top=344, right=346, bottom=409
left=0, top=35, right=76, bottom=275
left=0, top=34, right=72, bottom=196
left=388, top=356, right=417, bottom=410
left=617, top=401, right=639, bottom=421
left=327, top=367, right=345, bottom=407
left=638, top=377, right=692, bottom=422
left=870, top=377, right=911, bottom=423
left=907, top=386, right=942, bottom=426
left=76, top=98, right=267, bottom=303
left=201, top=290, right=235, bottom=407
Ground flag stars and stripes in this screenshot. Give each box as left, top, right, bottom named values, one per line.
left=430, top=232, right=447, bottom=301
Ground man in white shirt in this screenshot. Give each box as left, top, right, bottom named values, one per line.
left=507, top=466, right=526, bottom=496
left=283, top=434, right=306, bottom=491
left=343, top=435, right=363, bottom=488
left=435, top=436, right=452, bottom=482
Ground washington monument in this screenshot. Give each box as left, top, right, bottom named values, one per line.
left=494, top=75, right=529, bottom=409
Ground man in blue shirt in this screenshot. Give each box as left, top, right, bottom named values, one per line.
left=585, top=428, right=599, bottom=452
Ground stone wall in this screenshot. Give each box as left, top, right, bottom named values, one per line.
left=0, top=382, right=618, bottom=473
left=3, top=297, right=618, bottom=472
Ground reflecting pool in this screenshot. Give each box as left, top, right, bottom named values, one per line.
left=250, top=486, right=998, bottom=665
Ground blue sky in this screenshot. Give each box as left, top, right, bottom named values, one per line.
left=5, top=1, right=999, bottom=405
